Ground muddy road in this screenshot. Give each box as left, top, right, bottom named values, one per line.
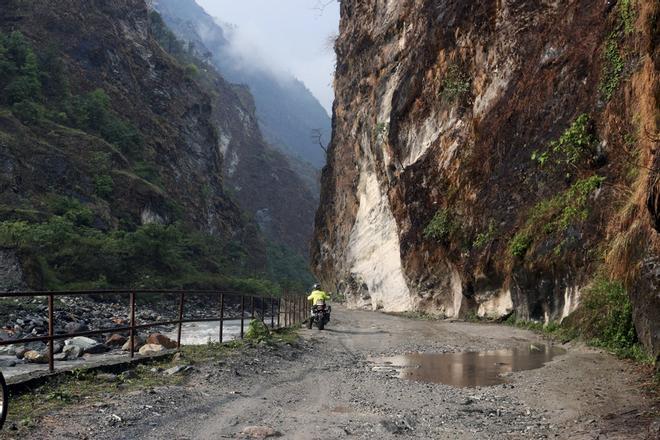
left=10, top=306, right=658, bottom=439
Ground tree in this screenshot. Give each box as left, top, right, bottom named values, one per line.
left=311, top=128, right=328, bottom=154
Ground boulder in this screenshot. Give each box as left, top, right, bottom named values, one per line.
left=105, top=334, right=127, bottom=348
left=121, top=335, right=145, bottom=351
left=62, top=344, right=84, bottom=359
left=240, top=426, right=282, bottom=439
left=146, top=333, right=177, bottom=349
left=65, top=336, right=108, bottom=354
left=138, top=343, right=165, bottom=356
left=23, top=350, right=49, bottom=364
left=0, top=344, right=17, bottom=356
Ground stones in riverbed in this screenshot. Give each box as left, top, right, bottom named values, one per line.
left=138, top=343, right=165, bottom=356
left=121, top=335, right=146, bottom=351
left=23, top=350, right=49, bottom=364
left=146, top=333, right=177, bottom=349
left=65, top=336, right=108, bottom=354
left=62, top=344, right=84, bottom=359
left=105, top=334, right=127, bottom=347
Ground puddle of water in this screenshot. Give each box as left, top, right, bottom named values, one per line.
left=371, top=344, right=565, bottom=388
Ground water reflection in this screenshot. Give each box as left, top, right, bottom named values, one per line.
left=372, top=344, right=565, bottom=387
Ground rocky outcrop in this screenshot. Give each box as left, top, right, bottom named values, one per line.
left=152, top=0, right=321, bottom=256
left=313, top=0, right=659, bottom=354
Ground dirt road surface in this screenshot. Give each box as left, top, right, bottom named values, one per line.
left=8, top=306, right=659, bottom=439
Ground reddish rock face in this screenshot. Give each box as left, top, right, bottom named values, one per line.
left=313, top=1, right=659, bottom=355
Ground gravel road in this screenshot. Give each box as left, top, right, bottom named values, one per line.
left=6, top=305, right=658, bottom=439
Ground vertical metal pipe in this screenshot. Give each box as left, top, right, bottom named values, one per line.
left=261, top=296, right=265, bottom=322
left=270, top=297, right=275, bottom=329
left=129, top=291, right=136, bottom=358
left=219, top=293, right=224, bottom=343
left=277, top=297, right=281, bottom=328
left=251, top=296, right=255, bottom=319
left=240, top=295, right=245, bottom=339
left=294, top=297, right=297, bottom=325
left=48, top=294, right=54, bottom=372
left=177, top=292, right=185, bottom=349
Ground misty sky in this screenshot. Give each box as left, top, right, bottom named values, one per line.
left=196, top=0, right=340, bottom=115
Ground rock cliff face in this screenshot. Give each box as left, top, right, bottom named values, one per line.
left=1, top=0, right=240, bottom=236
left=151, top=0, right=320, bottom=256
left=313, top=0, right=659, bottom=354
left=154, top=0, right=330, bottom=187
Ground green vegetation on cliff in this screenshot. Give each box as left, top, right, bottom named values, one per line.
left=0, top=30, right=311, bottom=294
left=510, top=175, right=605, bottom=258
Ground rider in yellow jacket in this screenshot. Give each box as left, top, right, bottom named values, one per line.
left=307, top=284, right=330, bottom=305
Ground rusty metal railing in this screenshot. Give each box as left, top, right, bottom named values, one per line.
left=0, top=289, right=308, bottom=373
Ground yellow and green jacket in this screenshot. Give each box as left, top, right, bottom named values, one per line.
left=307, top=290, right=330, bottom=305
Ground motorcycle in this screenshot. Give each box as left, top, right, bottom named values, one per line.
left=307, top=303, right=331, bottom=330
left=0, top=370, right=7, bottom=430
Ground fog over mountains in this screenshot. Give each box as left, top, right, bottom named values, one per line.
left=154, top=0, right=331, bottom=174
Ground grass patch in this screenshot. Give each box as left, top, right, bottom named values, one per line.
left=532, top=114, right=597, bottom=168
left=424, top=208, right=460, bottom=243
left=619, top=0, right=636, bottom=35
left=503, top=313, right=578, bottom=343
left=599, top=33, right=625, bottom=101
left=473, top=220, right=497, bottom=249
left=5, top=363, right=183, bottom=433
left=565, top=277, right=653, bottom=362
left=386, top=310, right=443, bottom=321
left=509, top=175, right=604, bottom=258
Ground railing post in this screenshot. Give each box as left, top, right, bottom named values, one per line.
left=277, top=297, right=281, bottom=328
left=293, top=297, right=297, bottom=325
left=251, top=296, right=255, bottom=319
left=177, top=292, right=185, bottom=349
left=270, top=297, right=275, bottom=329
left=261, top=296, right=265, bottom=322
left=48, top=294, right=54, bottom=372
left=219, top=293, right=224, bottom=343
left=129, top=291, right=136, bottom=358
left=240, top=295, right=245, bottom=339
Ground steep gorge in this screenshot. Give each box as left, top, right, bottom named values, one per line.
left=313, top=0, right=659, bottom=358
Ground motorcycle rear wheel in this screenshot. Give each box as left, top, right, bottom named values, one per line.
left=0, top=371, right=8, bottom=430
left=307, top=318, right=313, bottom=329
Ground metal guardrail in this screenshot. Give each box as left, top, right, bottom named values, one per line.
left=0, top=289, right=308, bottom=373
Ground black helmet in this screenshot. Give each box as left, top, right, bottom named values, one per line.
left=312, top=283, right=321, bottom=290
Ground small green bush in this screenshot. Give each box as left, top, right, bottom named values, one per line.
left=568, top=277, right=650, bottom=360
left=509, top=232, right=532, bottom=258
left=424, top=209, right=459, bottom=243
left=473, top=220, right=497, bottom=249
left=245, top=319, right=271, bottom=343
left=11, top=100, right=45, bottom=124
left=184, top=63, right=199, bottom=77
left=532, top=114, right=596, bottom=168
left=440, top=64, right=470, bottom=102
left=94, top=175, right=114, bottom=198
left=599, top=34, right=625, bottom=101
left=619, top=0, right=636, bottom=35
left=510, top=175, right=604, bottom=258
